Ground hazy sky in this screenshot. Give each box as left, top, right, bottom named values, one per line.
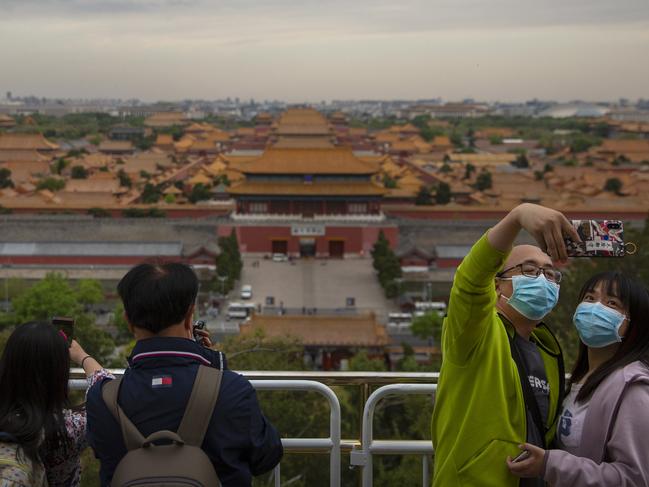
left=1, top=0, right=648, bottom=102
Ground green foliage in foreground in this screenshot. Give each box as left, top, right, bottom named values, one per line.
left=0, top=274, right=115, bottom=363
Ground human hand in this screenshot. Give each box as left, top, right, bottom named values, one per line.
left=69, top=340, right=88, bottom=366
left=512, top=204, right=581, bottom=262
left=194, top=328, right=213, bottom=349
left=506, top=443, right=546, bottom=478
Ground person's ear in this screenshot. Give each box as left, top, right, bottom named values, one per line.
left=124, top=312, right=135, bottom=335
left=184, top=303, right=196, bottom=330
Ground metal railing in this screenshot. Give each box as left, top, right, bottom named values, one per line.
left=70, top=370, right=439, bottom=486
left=350, top=383, right=436, bottom=487
left=251, top=380, right=341, bottom=487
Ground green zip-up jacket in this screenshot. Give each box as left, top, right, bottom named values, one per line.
left=431, top=232, right=564, bottom=487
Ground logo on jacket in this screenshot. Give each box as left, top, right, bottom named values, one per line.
left=559, top=410, right=573, bottom=437
left=152, top=376, right=173, bottom=388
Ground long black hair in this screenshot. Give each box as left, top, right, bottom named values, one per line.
left=570, top=271, right=649, bottom=402
left=0, top=322, right=72, bottom=463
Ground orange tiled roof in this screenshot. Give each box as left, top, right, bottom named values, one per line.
left=185, top=122, right=217, bottom=134
left=174, top=135, right=196, bottom=151
left=64, top=176, right=121, bottom=193
left=0, top=133, right=58, bottom=151
left=78, top=153, right=113, bottom=169
left=431, top=136, right=453, bottom=148
left=239, top=313, right=390, bottom=347
left=144, top=112, right=188, bottom=128
left=236, top=127, right=256, bottom=137
left=155, top=134, right=174, bottom=146
left=388, top=123, right=419, bottom=134
left=374, top=132, right=401, bottom=144
left=0, top=150, right=50, bottom=163
left=208, top=132, right=231, bottom=142
left=277, top=108, right=328, bottom=126
left=0, top=161, right=50, bottom=183
left=223, top=169, right=245, bottom=183
left=98, top=140, right=133, bottom=152
left=189, top=139, right=219, bottom=152
left=275, top=108, right=331, bottom=136
left=273, top=137, right=335, bottom=149
left=390, top=140, right=418, bottom=152
left=188, top=172, right=212, bottom=185
left=229, top=147, right=379, bottom=175
left=347, top=127, right=368, bottom=137
left=599, top=139, right=649, bottom=153
left=122, top=152, right=173, bottom=174
left=447, top=153, right=517, bottom=165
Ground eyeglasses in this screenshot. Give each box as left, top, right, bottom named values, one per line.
left=497, top=263, right=562, bottom=284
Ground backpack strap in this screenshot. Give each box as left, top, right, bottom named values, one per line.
left=101, top=378, right=146, bottom=451
left=176, top=365, right=223, bottom=447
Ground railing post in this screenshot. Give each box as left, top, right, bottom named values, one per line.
left=274, top=463, right=281, bottom=487
left=422, top=454, right=430, bottom=486
left=252, top=380, right=341, bottom=487
left=352, top=383, right=437, bottom=487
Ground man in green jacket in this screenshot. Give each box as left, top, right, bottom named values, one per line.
left=432, top=203, right=581, bottom=487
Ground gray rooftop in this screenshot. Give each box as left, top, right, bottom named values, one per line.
left=0, top=241, right=183, bottom=257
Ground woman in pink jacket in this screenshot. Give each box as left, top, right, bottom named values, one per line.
left=507, top=271, right=649, bottom=486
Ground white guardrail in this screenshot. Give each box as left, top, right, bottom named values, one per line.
left=69, top=370, right=438, bottom=487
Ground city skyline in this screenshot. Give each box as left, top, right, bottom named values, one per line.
left=1, top=0, right=648, bottom=102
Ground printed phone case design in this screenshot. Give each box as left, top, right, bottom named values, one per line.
left=566, top=220, right=625, bottom=257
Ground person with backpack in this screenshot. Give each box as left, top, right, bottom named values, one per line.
left=0, top=321, right=112, bottom=487
left=86, top=262, right=283, bottom=487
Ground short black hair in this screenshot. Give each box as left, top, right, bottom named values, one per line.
left=117, top=262, right=198, bottom=333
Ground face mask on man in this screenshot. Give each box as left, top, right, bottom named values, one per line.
left=573, top=301, right=627, bottom=348
left=502, top=274, right=560, bottom=321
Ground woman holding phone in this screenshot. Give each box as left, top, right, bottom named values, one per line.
left=0, top=321, right=112, bottom=487
left=507, top=271, right=649, bottom=486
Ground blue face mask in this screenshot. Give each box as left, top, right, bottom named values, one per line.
left=573, top=301, right=627, bottom=348
left=503, top=274, right=560, bottom=321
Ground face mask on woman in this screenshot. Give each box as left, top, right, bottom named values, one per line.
left=504, top=274, right=560, bottom=321
left=573, top=301, right=627, bottom=348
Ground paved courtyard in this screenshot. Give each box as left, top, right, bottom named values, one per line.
left=234, top=256, right=396, bottom=323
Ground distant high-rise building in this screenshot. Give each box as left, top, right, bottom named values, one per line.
left=6, top=91, right=11, bottom=101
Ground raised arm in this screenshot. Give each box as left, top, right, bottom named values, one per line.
left=489, top=203, right=579, bottom=261
left=443, top=204, right=579, bottom=364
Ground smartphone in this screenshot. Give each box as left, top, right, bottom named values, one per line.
left=192, top=320, right=206, bottom=343
left=565, top=220, right=625, bottom=257
left=512, top=450, right=530, bottom=463
left=52, top=316, right=75, bottom=346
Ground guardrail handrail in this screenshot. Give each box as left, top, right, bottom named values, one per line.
left=70, top=368, right=441, bottom=384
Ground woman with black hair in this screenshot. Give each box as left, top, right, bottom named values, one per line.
left=507, top=271, right=649, bottom=486
left=0, top=322, right=112, bottom=486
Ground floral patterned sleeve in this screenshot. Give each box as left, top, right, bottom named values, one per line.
left=46, top=369, right=115, bottom=487
left=87, top=368, right=115, bottom=392
left=65, top=370, right=115, bottom=449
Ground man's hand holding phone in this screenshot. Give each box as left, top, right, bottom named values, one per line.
left=506, top=443, right=546, bottom=478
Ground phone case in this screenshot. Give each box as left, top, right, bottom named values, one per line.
left=566, top=220, right=625, bottom=257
